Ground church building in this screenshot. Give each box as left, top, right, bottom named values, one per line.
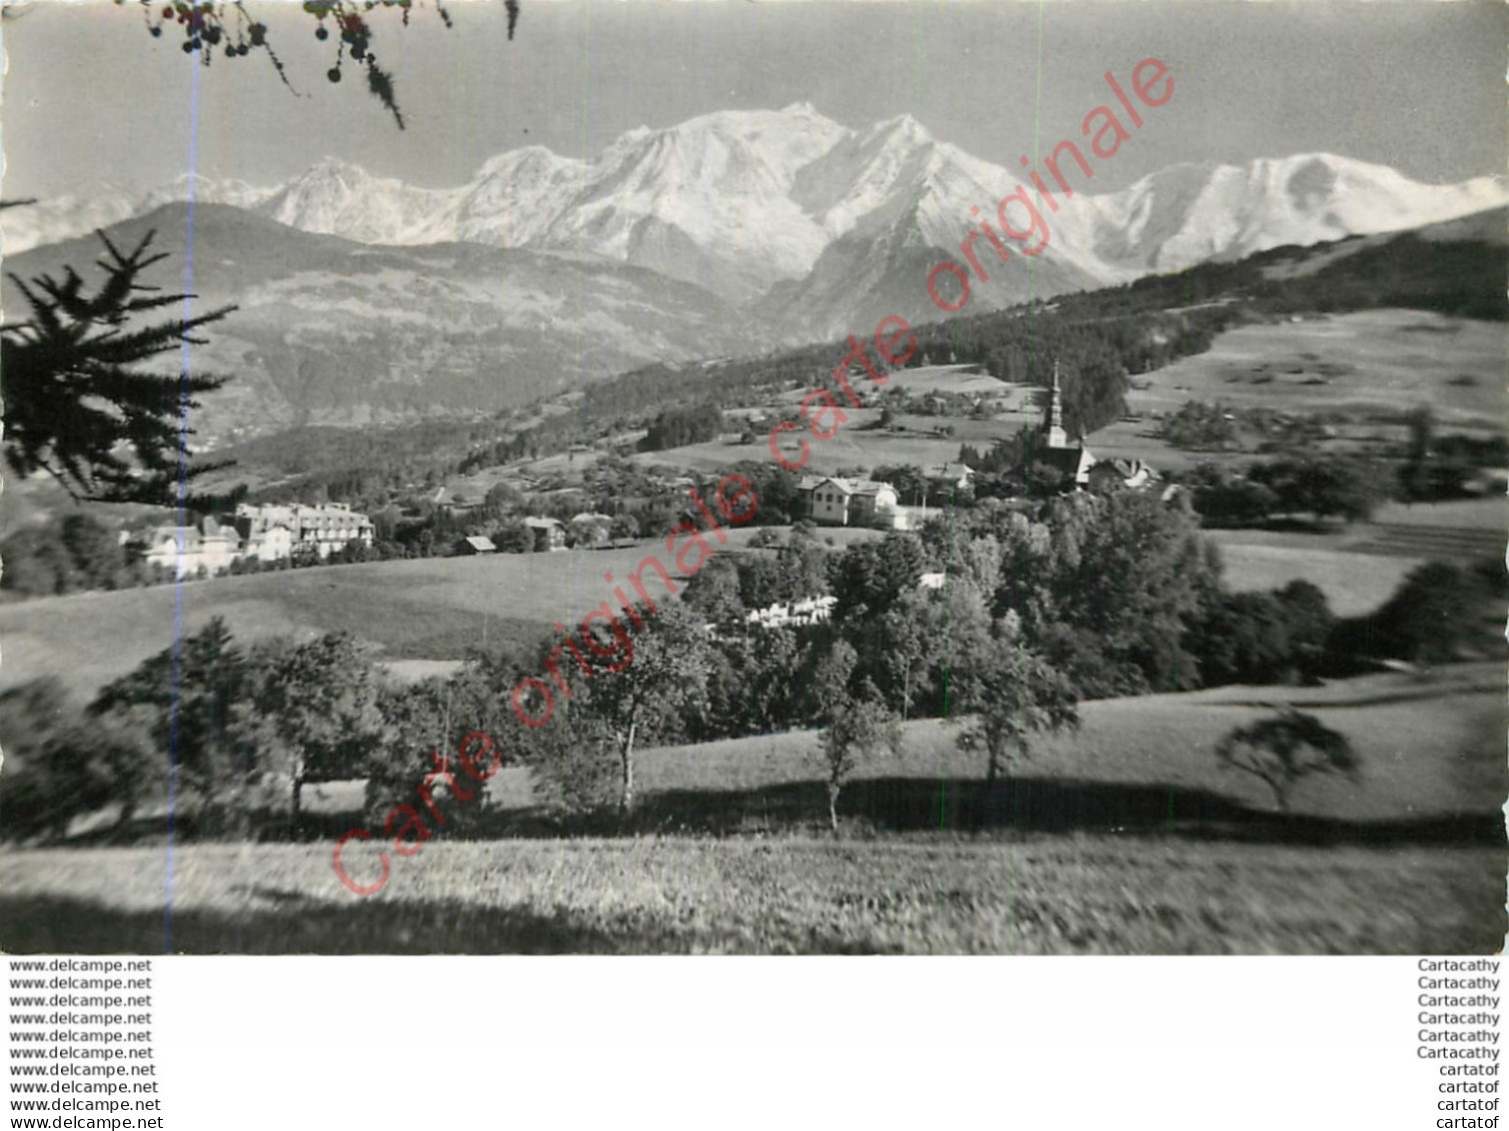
left=1035, top=362, right=1097, bottom=488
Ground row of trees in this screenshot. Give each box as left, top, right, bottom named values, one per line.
left=1178, top=457, right=1384, bottom=527
left=1, top=514, right=132, bottom=597
left=7, top=488, right=1494, bottom=844
left=2, top=624, right=387, bottom=842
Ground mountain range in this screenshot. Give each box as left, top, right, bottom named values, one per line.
left=0, top=205, right=763, bottom=439
left=5, top=104, right=1505, bottom=431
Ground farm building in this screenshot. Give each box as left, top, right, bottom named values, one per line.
left=455, top=535, right=497, bottom=555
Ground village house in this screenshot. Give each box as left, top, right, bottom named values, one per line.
left=924, top=462, right=976, bottom=494
left=241, top=523, right=294, bottom=564
left=130, top=502, right=377, bottom=579
left=455, top=535, right=497, bottom=555
left=796, top=476, right=901, bottom=528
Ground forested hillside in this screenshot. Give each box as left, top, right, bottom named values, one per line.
left=193, top=209, right=1507, bottom=507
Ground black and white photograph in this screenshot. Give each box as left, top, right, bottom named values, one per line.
left=0, top=0, right=1504, bottom=961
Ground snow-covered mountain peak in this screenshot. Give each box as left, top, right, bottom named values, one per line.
left=9, top=108, right=1506, bottom=333
left=473, top=145, right=587, bottom=182
left=871, top=113, right=929, bottom=140
left=258, top=156, right=455, bottom=246
left=1080, top=152, right=1509, bottom=273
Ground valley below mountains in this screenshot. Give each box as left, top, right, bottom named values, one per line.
left=6, top=104, right=1504, bottom=438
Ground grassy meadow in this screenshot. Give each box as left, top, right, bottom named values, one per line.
left=0, top=549, right=649, bottom=699
left=621, top=663, right=1505, bottom=827
left=1209, top=494, right=1505, bottom=613
left=1124, top=309, right=1506, bottom=429
left=1083, top=309, right=1506, bottom=472
left=0, top=530, right=806, bottom=700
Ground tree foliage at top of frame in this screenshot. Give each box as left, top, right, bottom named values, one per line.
left=117, top=0, right=520, bottom=130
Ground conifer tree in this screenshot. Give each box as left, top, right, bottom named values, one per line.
left=2, top=228, right=235, bottom=507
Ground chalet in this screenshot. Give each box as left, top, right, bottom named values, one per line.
left=796, top=476, right=901, bottom=528
left=455, top=535, right=497, bottom=555
left=523, top=516, right=567, bottom=552
left=924, top=462, right=975, bottom=493
left=233, top=502, right=374, bottom=559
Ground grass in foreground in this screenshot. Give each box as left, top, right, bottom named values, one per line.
left=0, top=836, right=1499, bottom=955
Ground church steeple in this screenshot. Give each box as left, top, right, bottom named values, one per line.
left=1045, top=360, right=1069, bottom=449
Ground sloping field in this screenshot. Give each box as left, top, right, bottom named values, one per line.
left=1208, top=539, right=1421, bottom=615
left=0, top=526, right=874, bottom=701
left=629, top=663, right=1504, bottom=827
left=3, top=667, right=1499, bottom=954
left=873, top=364, right=1010, bottom=397
left=210, top=663, right=1509, bottom=833
left=0, top=542, right=698, bottom=699
left=1203, top=494, right=1505, bottom=613
left=1345, top=522, right=1504, bottom=560
left=1370, top=497, right=1508, bottom=531
left=641, top=423, right=994, bottom=478
left=1088, top=308, right=1507, bottom=471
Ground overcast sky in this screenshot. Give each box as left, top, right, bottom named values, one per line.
left=3, top=1, right=1505, bottom=200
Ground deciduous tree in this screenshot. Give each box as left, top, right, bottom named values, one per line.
left=520, top=603, right=710, bottom=816
left=810, top=641, right=900, bottom=834
left=252, top=632, right=389, bottom=832
left=952, top=621, right=1079, bottom=787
